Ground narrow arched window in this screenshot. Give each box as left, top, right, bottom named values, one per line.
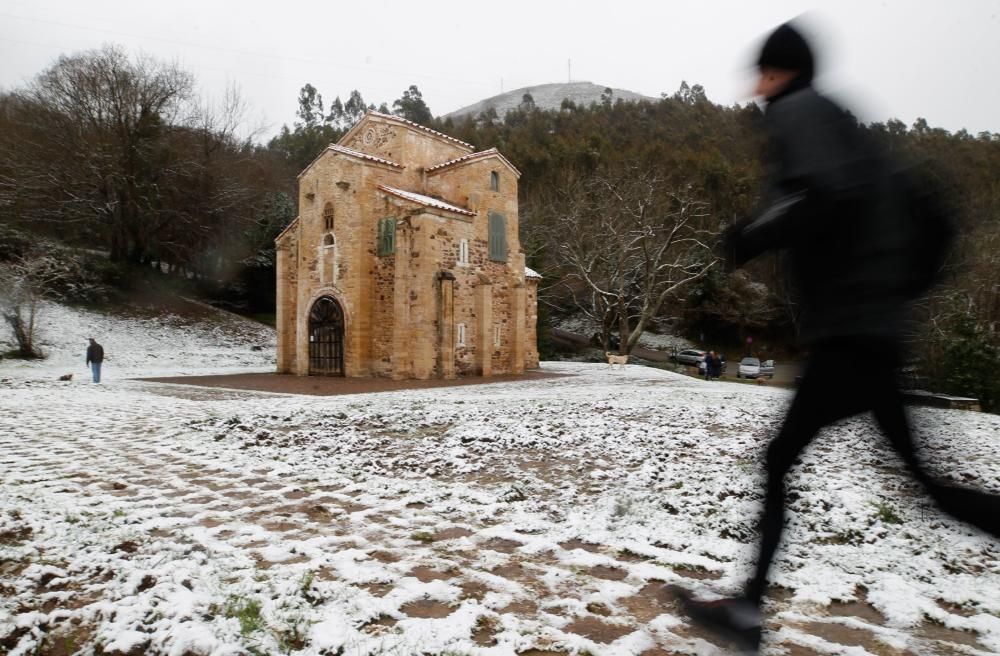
left=490, top=171, right=499, bottom=192
left=322, top=233, right=336, bottom=282
left=323, top=202, right=335, bottom=231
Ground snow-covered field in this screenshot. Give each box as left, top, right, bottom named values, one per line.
left=2, top=303, right=1000, bottom=655
left=1, top=300, right=275, bottom=380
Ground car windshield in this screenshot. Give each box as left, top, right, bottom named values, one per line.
left=741, top=357, right=760, bottom=366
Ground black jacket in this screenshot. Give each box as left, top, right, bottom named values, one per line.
left=726, top=83, right=912, bottom=344
left=86, top=343, right=104, bottom=364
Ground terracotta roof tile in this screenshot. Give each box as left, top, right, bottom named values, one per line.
left=328, top=144, right=404, bottom=168
left=364, top=111, right=474, bottom=150
left=274, top=216, right=300, bottom=243
left=376, top=185, right=476, bottom=217
left=425, top=147, right=522, bottom=177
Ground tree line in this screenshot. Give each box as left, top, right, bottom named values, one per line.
left=0, top=46, right=434, bottom=293
left=2, top=45, right=999, bottom=408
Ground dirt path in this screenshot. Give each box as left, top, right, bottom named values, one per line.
left=140, top=369, right=566, bottom=396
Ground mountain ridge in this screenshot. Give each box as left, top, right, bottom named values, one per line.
left=443, top=81, right=658, bottom=121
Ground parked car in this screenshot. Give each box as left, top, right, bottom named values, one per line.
left=673, top=349, right=707, bottom=366
left=737, top=357, right=761, bottom=378
left=698, top=354, right=728, bottom=375
left=759, top=359, right=775, bottom=378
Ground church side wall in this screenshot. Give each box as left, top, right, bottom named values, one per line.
left=294, top=154, right=401, bottom=376
left=371, top=246, right=396, bottom=377
left=275, top=231, right=298, bottom=373
left=525, top=281, right=540, bottom=369
left=426, top=160, right=529, bottom=374
left=422, top=214, right=479, bottom=376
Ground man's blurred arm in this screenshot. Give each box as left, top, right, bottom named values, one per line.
left=723, top=189, right=809, bottom=271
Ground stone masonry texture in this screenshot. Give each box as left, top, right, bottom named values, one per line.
left=275, top=112, right=539, bottom=379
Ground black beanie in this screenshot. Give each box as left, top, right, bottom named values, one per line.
left=757, top=23, right=814, bottom=82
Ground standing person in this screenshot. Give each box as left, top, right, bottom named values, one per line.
left=675, top=21, right=1000, bottom=652
left=703, top=351, right=718, bottom=380
left=86, top=338, right=104, bottom=383
left=711, top=353, right=724, bottom=380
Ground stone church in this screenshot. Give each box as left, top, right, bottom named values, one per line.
left=275, top=111, right=540, bottom=379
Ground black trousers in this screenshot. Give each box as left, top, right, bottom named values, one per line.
left=745, top=338, right=1000, bottom=604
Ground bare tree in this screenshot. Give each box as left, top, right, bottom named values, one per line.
left=0, top=251, right=90, bottom=358
left=694, top=269, right=778, bottom=344
left=539, top=168, right=717, bottom=354
left=1, top=45, right=195, bottom=262
left=0, top=46, right=283, bottom=285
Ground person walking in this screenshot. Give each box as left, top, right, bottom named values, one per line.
left=86, top=338, right=104, bottom=383
left=675, top=21, right=1000, bottom=653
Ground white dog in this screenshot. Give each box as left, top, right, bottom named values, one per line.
left=606, top=352, right=628, bottom=370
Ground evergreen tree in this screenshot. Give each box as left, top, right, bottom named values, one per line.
left=296, top=83, right=324, bottom=129
left=326, top=96, right=345, bottom=128
left=392, top=85, right=433, bottom=125
left=344, top=90, right=367, bottom=124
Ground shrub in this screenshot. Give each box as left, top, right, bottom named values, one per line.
left=920, top=312, right=1000, bottom=413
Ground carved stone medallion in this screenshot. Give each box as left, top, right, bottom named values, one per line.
left=352, top=123, right=396, bottom=153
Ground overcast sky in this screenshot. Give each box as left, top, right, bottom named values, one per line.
left=2, top=0, right=999, bottom=141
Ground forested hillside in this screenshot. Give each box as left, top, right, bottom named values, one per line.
left=443, top=81, right=656, bottom=122
left=2, top=47, right=999, bottom=407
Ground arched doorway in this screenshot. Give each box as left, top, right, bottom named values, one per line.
left=308, top=296, right=345, bottom=376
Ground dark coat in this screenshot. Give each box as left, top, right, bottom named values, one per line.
left=726, top=82, right=912, bottom=344
left=86, top=343, right=104, bottom=364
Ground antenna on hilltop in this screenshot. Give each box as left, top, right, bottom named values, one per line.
left=568, top=59, right=571, bottom=83
left=501, top=77, right=503, bottom=93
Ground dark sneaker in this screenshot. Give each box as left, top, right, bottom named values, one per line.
left=675, top=588, right=762, bottom=653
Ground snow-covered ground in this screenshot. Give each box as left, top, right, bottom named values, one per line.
left=0, top=300, right=275, bottom=380
left=2, top=304, right=999, bottom=655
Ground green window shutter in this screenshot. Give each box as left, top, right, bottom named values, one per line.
left=378, top=218, right=396, bottom=256
left=488, top=212, right=507, bottom=262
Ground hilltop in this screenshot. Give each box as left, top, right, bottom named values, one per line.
left=443, top=81, right=657, bottom=121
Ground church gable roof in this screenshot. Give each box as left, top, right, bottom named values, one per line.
left=274, top=216, right=299, bottom=244
left=424, top=147, right=521, bottom=178
left=297, top=144, right=404, bottom=179
left=377, top=185, right=476, bottom=217
left=339, top=111, right=474, bottom=153
left=327, top=144, right=404, bottom=168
